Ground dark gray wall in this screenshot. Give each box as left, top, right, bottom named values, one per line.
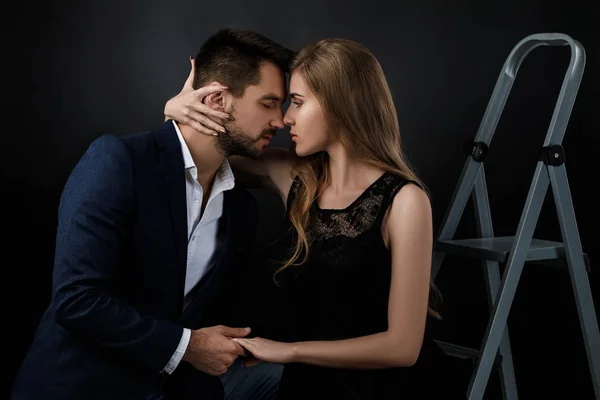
left=8, top=0, right=599, bottom=398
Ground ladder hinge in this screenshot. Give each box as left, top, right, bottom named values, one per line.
left=464, top=140, right=489, bottom=162
left=540, top=144, right=565, bottom=166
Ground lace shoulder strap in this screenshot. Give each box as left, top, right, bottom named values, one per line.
left=374, top=173, right=424, bottom=224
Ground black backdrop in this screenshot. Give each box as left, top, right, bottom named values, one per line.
left=7, top=0, right=599, bottom=398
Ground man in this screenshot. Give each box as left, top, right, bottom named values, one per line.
left=11, top=28, right=293, bottom=400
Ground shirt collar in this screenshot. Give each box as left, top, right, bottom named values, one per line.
left=173, top=121, right=235, bottom=191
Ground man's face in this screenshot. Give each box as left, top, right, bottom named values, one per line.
left=218, top=62, right=286, bottom=158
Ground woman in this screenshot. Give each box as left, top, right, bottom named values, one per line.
left=165, top=38, right=468, bottom=399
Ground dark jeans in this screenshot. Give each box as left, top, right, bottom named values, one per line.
left=220, top=359, right=283, bottom=400
left=146, top=359, right=282, bottom=400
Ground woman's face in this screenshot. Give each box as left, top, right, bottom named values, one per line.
left=283, top=71, right=330, bottom=156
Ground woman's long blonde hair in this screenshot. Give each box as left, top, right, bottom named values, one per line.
left=277, top=38, right=440, bottom=318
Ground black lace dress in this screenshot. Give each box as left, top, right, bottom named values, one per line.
left=269, top=172, right=468, bottom=400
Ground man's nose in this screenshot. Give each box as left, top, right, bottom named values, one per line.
left=271, top=112, right=285, bottom=130
left=283, top=110, right=294, bottom=127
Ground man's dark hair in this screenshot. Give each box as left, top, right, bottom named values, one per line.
left=193, top=28, right=295, bottom=97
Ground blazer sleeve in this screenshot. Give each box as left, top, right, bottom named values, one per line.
left=52, top=133, right=182, bottom=373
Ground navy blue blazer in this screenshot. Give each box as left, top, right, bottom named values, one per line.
left=11, top=121, right=258, bottom=400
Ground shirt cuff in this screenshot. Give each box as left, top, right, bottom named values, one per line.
left=163, top=328, right=191, bottom=374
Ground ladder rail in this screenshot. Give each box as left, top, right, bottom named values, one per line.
left=549, top=165, right=600, bottom=395
left=433, top=33, right=584, bottom=248
left=431, top=33, right=597, bottom=399
left=467, top=163, right=550, bottom=399
left=467, top=35, right=587, bottom=397
left=473, top=168, right=519, bottom=399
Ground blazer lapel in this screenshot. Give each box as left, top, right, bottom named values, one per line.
left=155, top=121, right=188, bottom=311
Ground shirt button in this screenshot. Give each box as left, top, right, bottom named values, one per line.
left=191, top=236, right=196, bottom=241
left=194, top=197, right=200, bottom=203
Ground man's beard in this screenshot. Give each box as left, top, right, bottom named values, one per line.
left=216, top=123, right=276, bottom=159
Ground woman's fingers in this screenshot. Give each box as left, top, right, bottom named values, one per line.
left=190, top=85, right=231, bottom=119
left=186, top=110, right=226, bottom=134
left=193, top=82, right=228, bottom=100
left=232, top=338, right=251, bottom=349
left=180, top=112, right=218, bottom=136
left=182, top=57, right=195, bottom=90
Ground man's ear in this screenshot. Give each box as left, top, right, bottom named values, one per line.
left=203, top=90, right=229, bottom=112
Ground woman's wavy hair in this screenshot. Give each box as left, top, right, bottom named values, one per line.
left=276, top=38, right=441, bottom=318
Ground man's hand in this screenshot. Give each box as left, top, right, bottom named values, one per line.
left=182, top=325, right=251, bottom=375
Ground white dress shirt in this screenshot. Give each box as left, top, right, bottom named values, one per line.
left=163, top=121, right=235, bottom=374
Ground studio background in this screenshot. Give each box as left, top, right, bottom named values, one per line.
left=7, top=0, right=599, bottom=398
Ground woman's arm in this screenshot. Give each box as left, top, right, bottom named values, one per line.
left=229, top=149, right=297, bottom=199
left=234, top=183, right=433, bottom=369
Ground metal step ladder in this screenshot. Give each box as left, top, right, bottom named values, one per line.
left=432, top=32, right=600, bottom=399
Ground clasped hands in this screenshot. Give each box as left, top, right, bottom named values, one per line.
left=182, top=325, right=295, bottom=376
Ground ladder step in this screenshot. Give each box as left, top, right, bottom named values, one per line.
left=436, top=236, right=589, bottom=268
left=434, top=340, right=503, bottom=371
